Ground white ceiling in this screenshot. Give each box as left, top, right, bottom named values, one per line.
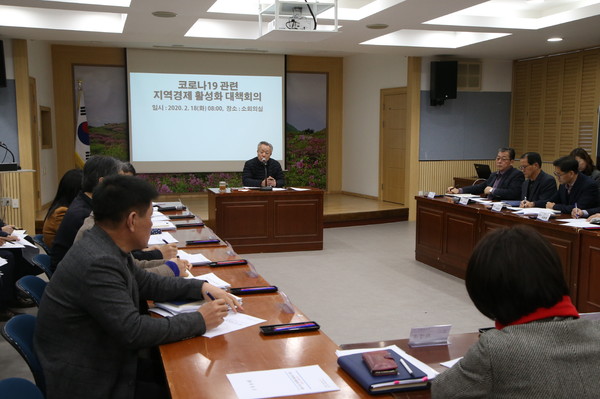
left=1, top=0, right=600, bottom=60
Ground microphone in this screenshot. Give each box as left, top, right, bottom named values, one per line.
left=0, top=141, right=19, bottom=171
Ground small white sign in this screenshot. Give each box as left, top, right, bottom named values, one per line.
left=491, top=202, right=504, bottom=212
left=427, top=191, right=436, bottom=199
left=408, top=324, right=452, bottom=347
left=537, top=210, right=552, bottom=221
left=459, top=197, right=470, bottom=205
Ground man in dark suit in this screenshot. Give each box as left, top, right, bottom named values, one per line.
left=534, top=156, right=599, bottom=214
left=35, top=175, right=241, bottom=399
left=447, top=147, right=524, bottom=200
left=519, top=152, right=557, bottom=207
left=242, top=141, right=285, bottom=187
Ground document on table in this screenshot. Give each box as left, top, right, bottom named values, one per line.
left=508, top=207, right=560, bottom=214
left=227, top=365, right=339, bottom=399
left=441, top=357, right=462, bottom=368
left=203, top=311, right=265, bottom=338
left=445, top=193, right=479, bottom=198
left=177, top=250, right=211, bottom=265
left=148, top=232, right=178, bottom=246
left=335, top=344, right=439, bottom=380
left=151, top=210, right=169, bottom=221
left=556, top=218, right=600, bottom=228
left=289, top=187, right=310, bottom=191
left=186, top=272, right=231, bottom=289
left=152, top=220, right=177, bottom=230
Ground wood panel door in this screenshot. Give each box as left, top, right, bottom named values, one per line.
left=380, top=88, right=407, bottom=204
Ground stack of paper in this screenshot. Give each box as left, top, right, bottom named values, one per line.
left=148, top=231, right=178, bottom=246
left=187, top=272, right=231, bottom=289
left=152, top=220, right=177, bottom=230
left=177, top=250, right=211, bottom=265
left=154, top=299, right=205, bottom=315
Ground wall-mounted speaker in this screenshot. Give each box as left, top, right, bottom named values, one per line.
left=0, top=40, right=6, bottom=88
left=430, top=60, right=457, bottom=106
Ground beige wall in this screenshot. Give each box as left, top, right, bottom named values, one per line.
left=27, top=40, right=58, bottom=207
left=342, top=54, right=409, bottom=197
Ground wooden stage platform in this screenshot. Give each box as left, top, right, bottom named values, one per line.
left=35, top=192, right=408, bottom=232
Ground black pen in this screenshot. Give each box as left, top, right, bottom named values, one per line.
left=206, top=292, right=216, bottom=301
left=162, top=239, right=169, bottom=244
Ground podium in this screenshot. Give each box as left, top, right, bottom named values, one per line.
left=207, top=187, right=323, bottom=254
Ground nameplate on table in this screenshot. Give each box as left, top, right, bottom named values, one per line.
left=427, top=192, right=436, bottom=199
left=537, top=210, right=553, bottom=221
left=491, top=202, right=504, bottom=212
left=459, top=197, right=470, bottom=205
left=408, top=324, right=451, bottom=347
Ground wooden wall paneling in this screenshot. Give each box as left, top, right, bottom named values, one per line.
left=286, top=56, right=343, bottom=193
left=525, top=59, right=545, bottom=153
left=510, top=61, right=528, bottom=155
left=578, top=50, right=600, bottom=156
left=558, top=54, right=582, bottom=155
left=543, top=57, right=563, bottom=159
left=511, top=47, right=600, bottom=163
left=12, top=39, right=36, bottom=232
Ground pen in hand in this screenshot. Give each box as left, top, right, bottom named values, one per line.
left=574, top=202, right=579, bottom=219
left=205, top=291, right=216, bottom=301
left=521, top=196, right=527, bottom=207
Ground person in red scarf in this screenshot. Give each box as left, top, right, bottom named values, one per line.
left=432, top=225, right=600, bottom=398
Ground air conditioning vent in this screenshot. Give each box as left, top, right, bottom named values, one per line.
left=457, top=61, right=481, bottom=91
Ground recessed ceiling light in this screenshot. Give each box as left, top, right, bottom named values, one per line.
left=152, top=11, right=177, bottom=18
left=547, top=37, right=563, bottom=42
left=366, top=23, right=389, bottom=29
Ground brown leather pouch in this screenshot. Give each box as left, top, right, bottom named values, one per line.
left=362, top=350, right=398, bottom=376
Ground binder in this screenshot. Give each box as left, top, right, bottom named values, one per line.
left=337, top=350, right=429, bottom=394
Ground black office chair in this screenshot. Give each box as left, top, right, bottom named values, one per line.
left=0, top=315, right=45, bottom=394
left=31, top=254, right=53, bottom=280
left=32, top=234, right=51, bottom=256
left=0, top=378, right=44, bottom=399
left=15, top=275, right=47, bottom=307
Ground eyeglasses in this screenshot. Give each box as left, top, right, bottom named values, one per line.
left=496, top=157, right=511, bottom=162
left=519, top=165, right=530, bottom=171
left=554, top=171, right=568, bottom=177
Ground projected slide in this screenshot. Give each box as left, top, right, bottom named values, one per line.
left=129, top=72, right=283, bottom=172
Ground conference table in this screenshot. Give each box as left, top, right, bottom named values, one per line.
left=415, top=195, right=600, bottom=312
left=206, top=187, right=324, bottom=254
left=157, top=205, right=471, bottom=399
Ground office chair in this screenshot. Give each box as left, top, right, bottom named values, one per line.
left=31, top=254, right=53, bottom=280
left=0, top=315, right=45, bottom=394
left=15, top=276, right=47, bottom=307
left=32, top=234, right=51, bottom=256
left=0, top=378, right=44, bottom=399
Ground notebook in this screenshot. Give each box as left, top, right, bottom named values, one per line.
left=337, top=349, right=429, bottom=394
left=474, top=163, right=492, bottom=179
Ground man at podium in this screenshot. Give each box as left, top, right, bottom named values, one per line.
left=242, top=141, right=285, bottom=188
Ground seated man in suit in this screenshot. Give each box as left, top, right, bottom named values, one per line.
left=447, top=147, right=524, bottom=200
left=533, top=156, right=599, bottom=214
left=35, top=175, right=242, bottom=399
left=519, top=152, right=557, bottom=207
left=242, top=141, right=285, bottom=188
left=51, top=155, right=175, bottom=272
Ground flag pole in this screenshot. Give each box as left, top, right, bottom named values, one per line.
left=74, top=80, right=90, bottom=168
